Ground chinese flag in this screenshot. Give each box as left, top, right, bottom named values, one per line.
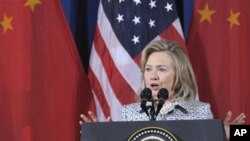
left=0, top=0, right=92, bottom=141
left=187, top=0, right=250, bottom=123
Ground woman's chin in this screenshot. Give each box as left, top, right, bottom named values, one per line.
left=152, top=90, right=159, bottom=96
left=152, top=94, right=158, bottom=100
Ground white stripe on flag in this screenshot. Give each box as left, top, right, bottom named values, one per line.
left=97, top=3, right=141, bottom=94
left=89, top=43, right=123, bottom=121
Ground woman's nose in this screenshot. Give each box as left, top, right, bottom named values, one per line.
left=150, top=71, right=159, bottom=80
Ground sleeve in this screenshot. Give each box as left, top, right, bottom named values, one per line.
left=121, top=105, right=127, bottom=121
left=199, top=103, right=214, bottom=119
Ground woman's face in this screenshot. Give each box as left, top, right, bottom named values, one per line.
left=144, top=51, right=175, bottom=100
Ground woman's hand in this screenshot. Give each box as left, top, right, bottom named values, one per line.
left=79, top=111, right=112, bottom=124
left=224, top=111, right=246, bottom=140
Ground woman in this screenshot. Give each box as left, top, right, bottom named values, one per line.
left=121, top=39, right=213, bottom=121
left=81, top=39, right=246, bottom=139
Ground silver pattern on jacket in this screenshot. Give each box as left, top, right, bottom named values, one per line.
left=121, top=100, right=213, bottom=121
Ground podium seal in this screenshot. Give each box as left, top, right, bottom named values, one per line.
left=128, top=127, right=178, bottom=141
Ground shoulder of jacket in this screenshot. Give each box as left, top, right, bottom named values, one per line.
left=122, top=102, right=140, bottom=109
left=177, top=100, right=210, bottom=106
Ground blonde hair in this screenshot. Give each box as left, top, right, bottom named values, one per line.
left=139, top=39, right=197, bottom=101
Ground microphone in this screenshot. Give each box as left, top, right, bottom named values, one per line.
left=140, top=88, right=152, bottom=117
left=155, top=88, right=169, bottom=117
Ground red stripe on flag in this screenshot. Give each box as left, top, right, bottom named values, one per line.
left=133, top=53, right=141, bottom=67
left=93, top=27, right=137, bottom=105
left=160, top=25, right=186, bottom=49
left=88, top=68, right=110, bottom=118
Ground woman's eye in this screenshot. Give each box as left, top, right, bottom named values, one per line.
left=159, top=68, right=166, bottom=72
left=145, top=68, right=151, bottom=72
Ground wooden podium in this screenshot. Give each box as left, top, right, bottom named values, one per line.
left=81, top=119, right=227, bottom=141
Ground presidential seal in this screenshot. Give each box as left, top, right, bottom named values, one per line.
left=128, top=127, right=178, bottom=141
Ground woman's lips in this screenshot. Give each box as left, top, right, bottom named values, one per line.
left=150, top=83, right=160, bottom=91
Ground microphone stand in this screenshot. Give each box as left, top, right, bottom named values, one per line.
left=149, top=100, right=156, bottom=121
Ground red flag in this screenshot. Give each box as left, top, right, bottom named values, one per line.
left=0, top=0, right=92, bottom=141
left=88, top=0, right=185, bottom=121
left=187, top=0, right=250, bottom=123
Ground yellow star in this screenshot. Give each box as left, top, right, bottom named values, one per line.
left=0, top=13, right=13, bottom=34
left=227, top=10, right=240, bottom=28
left=23, top=0, right=42, bottom=12
left=197, top=3, right=216, bottom=23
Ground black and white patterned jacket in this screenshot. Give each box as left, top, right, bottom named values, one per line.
left=121, top=100, right=213, bottom=121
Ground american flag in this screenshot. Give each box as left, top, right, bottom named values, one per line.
left=88, top=0, right=185, bottom=121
